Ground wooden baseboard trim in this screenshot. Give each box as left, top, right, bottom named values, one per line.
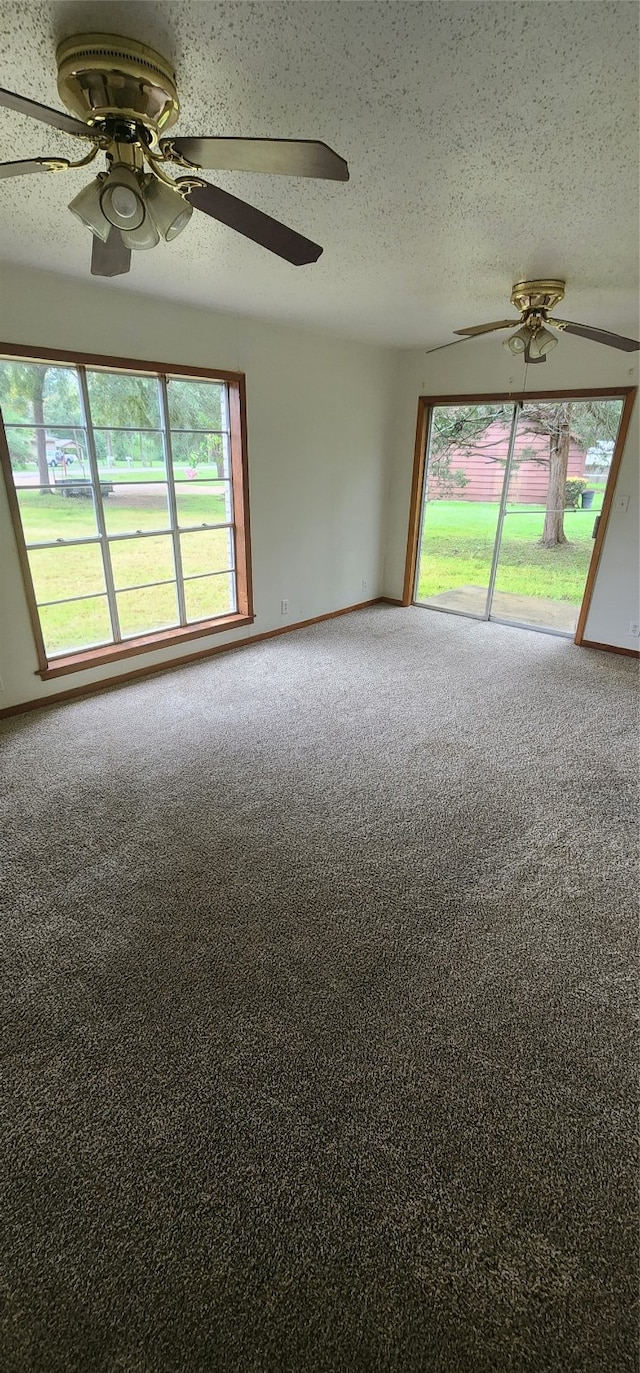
left=580, top=639, right=640, bottom=658
left=0, top=598, right=385, bottom=719
left=379, top=596, right=404, bottom=606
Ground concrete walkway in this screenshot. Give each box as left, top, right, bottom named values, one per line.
left=422, top=584, right=579, bottom=634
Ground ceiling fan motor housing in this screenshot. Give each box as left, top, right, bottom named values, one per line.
left=511, top=279, right=566, bottom=317
left=56, top=34, right=180, bottom=138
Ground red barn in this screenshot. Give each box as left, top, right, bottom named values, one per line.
left=429, top=419, right=587, bottom=503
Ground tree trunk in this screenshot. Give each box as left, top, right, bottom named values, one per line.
left=212, top=436, right=225, bottom=479
left=540, top=407, right=572, bottom=547
left=32, top=366, right=51, bottom=492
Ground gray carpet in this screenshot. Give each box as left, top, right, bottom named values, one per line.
left=1, top=605, right=638, bottom=1373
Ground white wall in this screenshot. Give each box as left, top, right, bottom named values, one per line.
left=1, top=268, right=637, bottom=712
left=0, top=265, right=392, bottom=709
left=383, top=335, right=639, bottom=649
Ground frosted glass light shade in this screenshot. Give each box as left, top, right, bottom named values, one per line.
left=68, top=178, right=111, bottom=242
left=100, top=165, right=146, bottom=231
left=528, top=326, right=558, bottom=358
left=504, top=325, right=529, bottom=355
left=504, top=322, right=558, bottom=359
left=121, top=218, right=161, bottom=251
left=145, top=176, right=193, bottom=241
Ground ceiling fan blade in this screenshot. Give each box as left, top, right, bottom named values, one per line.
left=549, top=318, right=640, bottom=352
left=91, top=228, right=131, bottom=278
left=162, top=137, right=349, bottom=181
left=425, top=337, right=474, bottom=356
left=184, top=181, right=322, bottom=265
left=0, top=156, right=71, bottom=180
left=0, top=86, right=89, bottom=137
left=454, top=320, right=517, bottom=337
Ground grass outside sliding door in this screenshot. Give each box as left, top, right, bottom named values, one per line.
left=416, top=501, right=604, bottom=605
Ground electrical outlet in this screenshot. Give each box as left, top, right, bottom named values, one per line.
left=629, top=621, right=640, bottom=637
left=361, top=579, right=368, bottom=594
left=280, top=599, right=289, bottom=616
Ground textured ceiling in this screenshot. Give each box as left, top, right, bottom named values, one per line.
left=0, top=0, right=638, bottom=346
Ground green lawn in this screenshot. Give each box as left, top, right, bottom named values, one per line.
left=18, top=484, right=601, bottom=655
left=91, top=462, right=225, bottom=483
left=417, top=499, right=601, bottom=604
left=17, top=482, right=234, bottom=655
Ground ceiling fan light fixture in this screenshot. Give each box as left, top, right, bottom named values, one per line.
left=120, top=217, right=161, bottom=251
left=68, top=176, right=111, bottom=242
left=527, top=324, right=558, bottom=359
left=144, top=175, right=193, bottom=241
left=1, top=30, right=350, bottom=278
left=99, top=164, right=146, bottom=230
left=504, top=325, right=530, bottom=355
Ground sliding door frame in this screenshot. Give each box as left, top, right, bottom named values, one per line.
left=402, top=387, right=637, bottom=645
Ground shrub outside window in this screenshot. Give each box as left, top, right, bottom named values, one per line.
left=0, top=348, right=252, bottom=678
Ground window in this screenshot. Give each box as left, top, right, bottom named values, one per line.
left=0, top=349, right=253, bottom=677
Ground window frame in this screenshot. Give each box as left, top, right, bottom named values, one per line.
left=0, top=343, right=254, bottom=679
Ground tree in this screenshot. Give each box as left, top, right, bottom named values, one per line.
left=85, top=370, right=226, bottom=473
left=432, top=397, right=623, bottom=549
left=431, top=400, right=575, bottom=546
left=165, top=379, right=225, bottom=476
left=518, top=400, right=573, bottom=547
left=0, top=360, right=228, bottom=483
left=0, top=361, right=52, bottom=490
left=516, top=398, right=623, bottom=547
left=429, top=403, right=510, bottom=498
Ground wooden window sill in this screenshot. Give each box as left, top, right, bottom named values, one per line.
left=38, top=613, right=255, bottom=679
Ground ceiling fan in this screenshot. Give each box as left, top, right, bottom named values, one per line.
left=0, top=33, right=349, bottom=278
left=428, top=280, right=639, bottom=361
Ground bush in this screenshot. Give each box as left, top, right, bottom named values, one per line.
left=564, top=478, right=588, bottom=510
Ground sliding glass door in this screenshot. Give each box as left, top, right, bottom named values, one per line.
left=414, top=395, right=624, bottom=636
left=414, top=402, right=514, bottom=617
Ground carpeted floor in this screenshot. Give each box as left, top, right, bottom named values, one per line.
left=1, top=605, right=638, bottom=1372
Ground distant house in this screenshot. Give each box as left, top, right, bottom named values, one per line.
left=44, top=435, right=81, bottom=469
left=429, top=419, right=587, bottom=503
